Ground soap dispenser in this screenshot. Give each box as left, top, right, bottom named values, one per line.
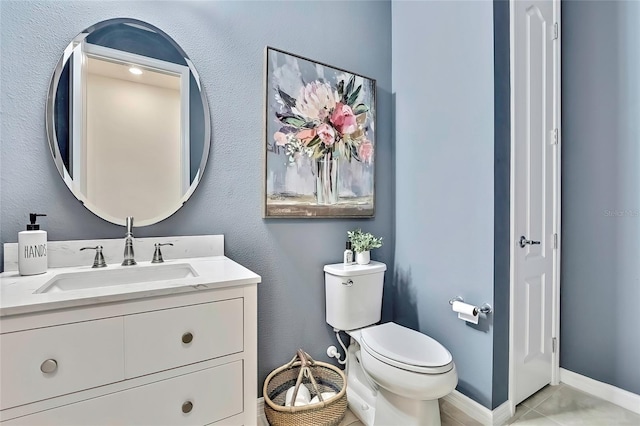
left=343, top=241, right=354, bottom=265
left=18, top=213, right=48, bottom=276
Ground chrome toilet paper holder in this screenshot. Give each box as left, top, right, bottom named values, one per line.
left=449, top=296, right=493, bottom=315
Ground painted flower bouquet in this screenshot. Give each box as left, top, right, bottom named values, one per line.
left=272, top=76, right=374, bottom=166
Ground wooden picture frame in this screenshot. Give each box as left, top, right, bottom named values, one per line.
left=264, top=47, right=376, bottom=218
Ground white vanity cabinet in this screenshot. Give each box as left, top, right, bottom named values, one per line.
left=0, top=284, right=257, bottom=426
left=0, top=316, right=125, bottom=410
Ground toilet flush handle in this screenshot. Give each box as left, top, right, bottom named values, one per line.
left=342, top=279, right=354, bottom=287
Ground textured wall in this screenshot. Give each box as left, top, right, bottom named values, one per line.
left=561, top=0, right=640, bottom=395
left=392, top=1, right=496, bottom=408
left=0, top=1, right=393, bottom=395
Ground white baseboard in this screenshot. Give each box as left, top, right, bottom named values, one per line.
left=260, top=392, right=510, bottom=426
left=443, top=390, right=511, bottom=426
left=492, top=401, right=513, bottom=425
left=263, top=371, right=638, bottom=425
left=560, top=368, right=640, bottom=415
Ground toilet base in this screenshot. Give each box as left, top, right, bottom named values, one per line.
left=345, top=343, right=443, bottom=426
left=374, top=388, right=440, bottom=426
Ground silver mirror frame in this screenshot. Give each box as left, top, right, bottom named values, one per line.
left=45, top=18, right=211, bottom=227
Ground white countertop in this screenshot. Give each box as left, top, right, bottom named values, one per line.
left=0, top=256, right=261, bottom=317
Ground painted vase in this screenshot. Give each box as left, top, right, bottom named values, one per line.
left=315, top=154, right=339, bottom=205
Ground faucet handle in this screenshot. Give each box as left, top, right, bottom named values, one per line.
left=80, top=246, right=107, bottom=268
left=152, top=243, right=174, bottom=263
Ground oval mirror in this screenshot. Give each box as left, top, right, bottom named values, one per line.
left=46, top=18, right=210, bottom=227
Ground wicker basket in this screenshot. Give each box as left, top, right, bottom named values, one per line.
left=263, top=349, right=347, bottom=426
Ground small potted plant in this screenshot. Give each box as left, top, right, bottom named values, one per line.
left=347, top=229, right=383, bottom=265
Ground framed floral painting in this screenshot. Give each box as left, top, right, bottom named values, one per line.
left=264, top=47, right=376, bottom=218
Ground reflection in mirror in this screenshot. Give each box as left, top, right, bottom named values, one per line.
left=47, top=19, right=210, bottom=226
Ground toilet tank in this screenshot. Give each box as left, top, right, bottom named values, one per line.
left=324, top=261, right=387, bottom=331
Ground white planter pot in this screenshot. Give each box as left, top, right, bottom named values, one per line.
left=355, top=251, right=370, bottom=265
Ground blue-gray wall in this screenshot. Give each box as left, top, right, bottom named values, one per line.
left=0, top=1, right=393, bottom=396
left=492, top=0, right=511, bottom=409
left=392, top=1, right=497, bottom=409
left=7, top=0, right=637, bottom=408
left=561, top=0, right=640, bottom=395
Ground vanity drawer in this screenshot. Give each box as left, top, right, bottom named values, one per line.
left=0, top=317, right=124, bottom=410
left=4, top=360, right=244, bottom=425
left=124, top=298, right=243, bottom=377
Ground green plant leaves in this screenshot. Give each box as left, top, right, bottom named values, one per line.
left=337, top=80, right=345, bottom=99
left=278, top=88, right=297, bottom=110
left=307, top=136, right=321, bottom=148
left=353, top=103, right=369, bottom=115
left=346, top=85, right=362, bottom=107
left=282, top=117, right=306, bottom=127
left=275, top=112, right=318, bottom=129
left=347, top=229, right=383, bottom=252
left=345, top=76, right=355, bottom=98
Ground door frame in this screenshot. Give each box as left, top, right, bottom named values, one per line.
left=508, top=0, right=561, bottom=415
left=77, top=42, right=192, bottom=196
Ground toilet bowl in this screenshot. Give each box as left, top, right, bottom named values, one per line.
left=324, top=262, right=458, bottom=426
left=359, top=323, right=458, bottom=400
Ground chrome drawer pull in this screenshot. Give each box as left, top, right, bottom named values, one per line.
left=40, top=359, right=58, bottom=374
left=182, top=400, right=193, bottom=413
left=182, top=332, right=194, bottom=344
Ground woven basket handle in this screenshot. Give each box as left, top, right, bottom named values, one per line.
left=297, top=349, right=312, bottom=366
left=289, top=349, right=323, bottom=405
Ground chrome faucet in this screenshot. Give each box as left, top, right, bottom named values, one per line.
left=122, top=216, right=137, bottom=266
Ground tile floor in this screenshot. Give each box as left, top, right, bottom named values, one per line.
left=337, top=383, right=640, bottom=426
left=505, top=384, right=640, bottom=426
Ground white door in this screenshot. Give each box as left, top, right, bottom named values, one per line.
left=512, top=0, right=559, bottom=405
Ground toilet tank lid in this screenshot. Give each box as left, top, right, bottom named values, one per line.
left=324, top=261, right=387, bottom=277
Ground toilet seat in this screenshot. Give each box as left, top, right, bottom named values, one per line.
left=361, top=322, right=454, bottom=374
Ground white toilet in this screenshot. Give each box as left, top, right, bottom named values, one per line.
left=324, top=261, right=458, bottom=426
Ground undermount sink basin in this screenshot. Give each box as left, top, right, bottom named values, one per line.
left=35, top=263, right=198, bottom=293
